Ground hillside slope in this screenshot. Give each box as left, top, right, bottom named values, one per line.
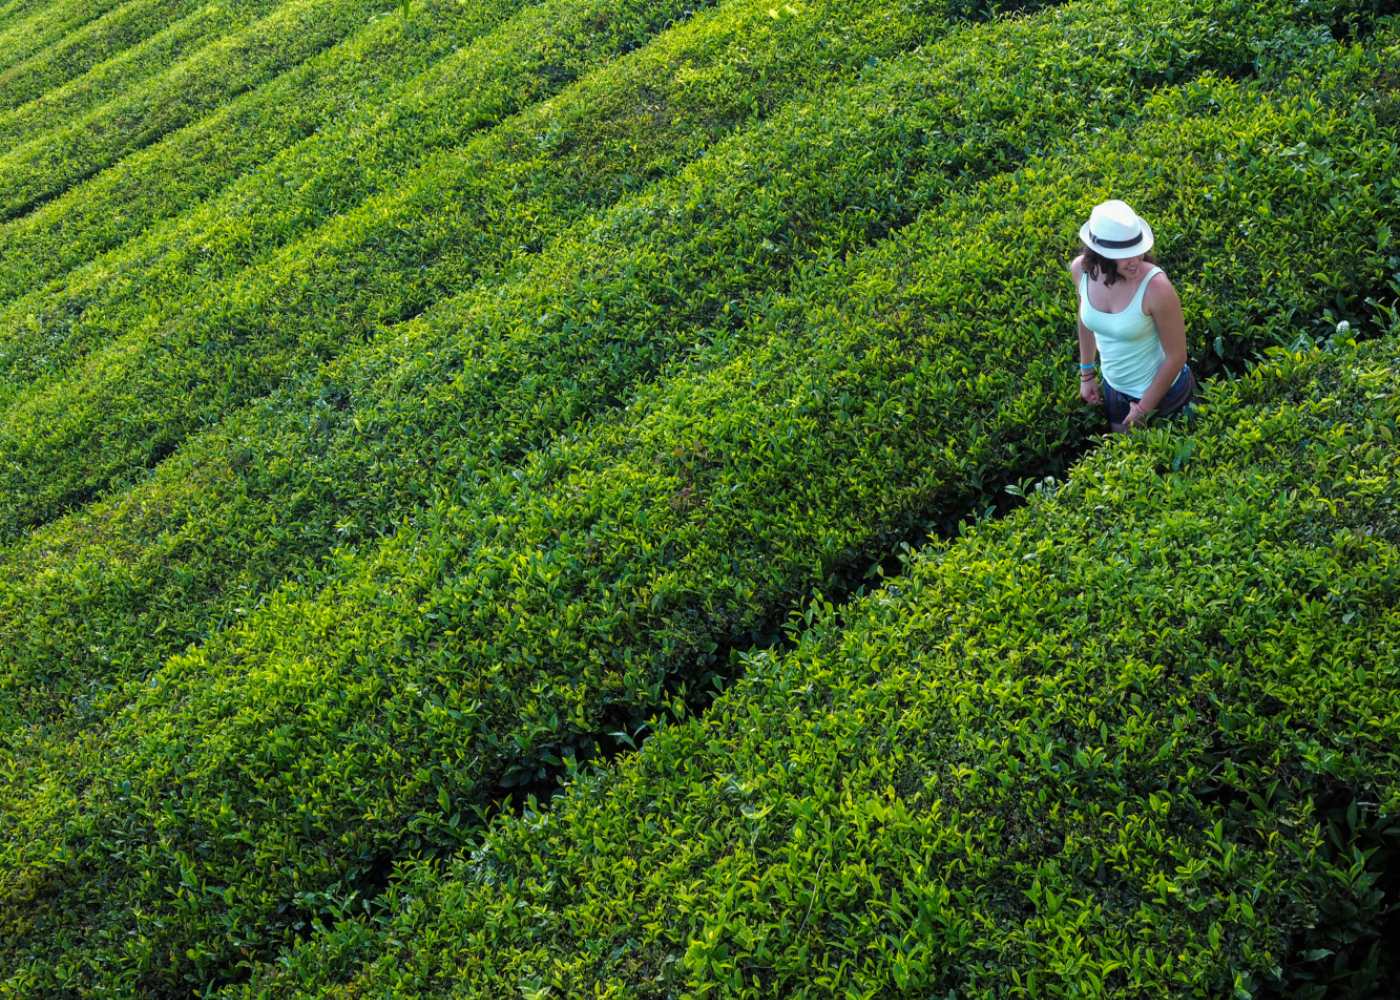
left=2, top=8, right=1395, bottom=994
left=0, top=0, right=1394, bottom=996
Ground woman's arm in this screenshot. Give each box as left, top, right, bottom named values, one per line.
left=1129, top=273, right=1187, bottom=423
left=1071, top=256, right=1102, bottom=405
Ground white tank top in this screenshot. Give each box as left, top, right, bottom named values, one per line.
left=1079, top=265, right=1165, bottom=398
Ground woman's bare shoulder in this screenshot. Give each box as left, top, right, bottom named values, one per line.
left=1143, top=267, right=1180, bottom=313
left=1069, top=254, right=1084, bottom=277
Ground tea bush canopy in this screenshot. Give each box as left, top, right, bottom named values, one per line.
left=0, top=0, right=1395, bottom=994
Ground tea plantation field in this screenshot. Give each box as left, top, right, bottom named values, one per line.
left=0, top=0, right=1396, bottom=995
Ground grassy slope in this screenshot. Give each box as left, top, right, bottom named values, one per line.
left=0, top=0, right=129, bottom=82
left=0, top=0, right=691, bottom=328
left=0, top=0, right=59, bottom=36
left=1, top=20, right=1393, bottom=996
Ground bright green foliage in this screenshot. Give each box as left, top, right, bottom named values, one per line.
left=0, top=0, right=287, bottom=149
left=0, top=0, right=993, bottom=541
left=0, top=0, right=62, bottom=37
left=1, top=28, right=1393, bottom=996
left=0, top=0, right=395, bottom=222
left=0, top=0, right=128, bottom=79
left=0, top=0, right=667, bottom=316
left=0, top=0, right=1362, bottom=744
left=281, top=334, right=1400, bottom=998
left=0, top=0, right=212, bottom=114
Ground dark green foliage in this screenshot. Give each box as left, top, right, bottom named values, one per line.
left=0, top=0, right=1323, bottom=749
left=0, top=0, right=63, bottom=39
left=0, top=0, right=127, bottom=81
left=281, top=334, right=1400, bottom=998
left=0, top=0, right=675, bottom=321
left=0, top=0, right=210, bottom=114
left=1, top=23, right=1393, bottom=995
left=0, top=0, right=406, bottom=223
left=0, top=0, right=979, bottom=539
left=0, top=0, right=301, bottom=150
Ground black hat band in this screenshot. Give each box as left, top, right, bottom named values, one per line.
left=1091, top=230, right=1143, bottom=250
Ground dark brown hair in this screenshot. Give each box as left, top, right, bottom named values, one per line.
left=1075, top=244, right=1157, bottom=287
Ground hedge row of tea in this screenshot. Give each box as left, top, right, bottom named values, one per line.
left=0, top=0, right=125, bottom=79
left=0, top=0, right=1003, bottom=540
left=0, top=0, right=54, bottom=37
left=0, top=0, right=533, bottom=309
left=0, top=0, right=1316, bottom=746
left=0, top=0, right=399, bottom=222
left=2, top=31, right=1394, bottom=995
left=0, top=0, right=212, bottom=115
left=0, top=0, right=285, bottom=153
left=276, top=333, right=1400, bottom=999
left=0, top=0, right=57, bottom=45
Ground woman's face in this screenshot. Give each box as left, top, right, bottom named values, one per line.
left=1116, top=253, right=1146, bottom=278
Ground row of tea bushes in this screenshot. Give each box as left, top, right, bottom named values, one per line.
left=2, top=33, right=1393, bottom=995
left=0, top=0, right=403, bottom=222
left=0, top=0, right=126, bottom=80
left=0, top=0, right=687, bottom=325
left=0, top=0, right=62, bottom=42
left=0, top=0, right=305, bottom=151
left=0, top=0, right=1351, bottom=744
left=287, top=333, right=1400, bottom=999
left=0, top=0, right=993, bottom=540
left=0, top=0, right=722, bottom=360
left=0, top=0, right=53, bottom=36
left=0, top=0, right=212, bottom=116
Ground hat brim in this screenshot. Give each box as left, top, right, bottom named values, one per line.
left=1079, top=218, right=1154, bottom=259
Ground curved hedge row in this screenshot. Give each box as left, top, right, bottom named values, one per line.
left=0, top=0, right=1351, bottom=743
left=0, top=0, right=665, bottom=324
left=0, top=0, right=986, bottom=541
left=1, top=27, right=1393, bottom=996
left=0, top=0, right=211, bottom=114
left=0, top=0, right=127, bottom=81
left=0, top=0, right=282, bottom=150
left=294, top=333, right=1400, bottom=999
left=0, top=0, right=397, bottom=222
left=0, top=0, right=59, bottom=38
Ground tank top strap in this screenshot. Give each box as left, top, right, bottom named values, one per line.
left=1129, top=265, right=1162, bottom=313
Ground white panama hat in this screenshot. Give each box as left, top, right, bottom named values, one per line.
left=1078, top=199, right=1154, bottom=259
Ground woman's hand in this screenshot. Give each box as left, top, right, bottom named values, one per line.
left=1079, top=375, right=1102, bottom=406
left=1124, top=401, right=1152, bottom=428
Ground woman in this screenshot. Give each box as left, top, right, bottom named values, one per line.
left=1071, top=199, right=1195, bottom=432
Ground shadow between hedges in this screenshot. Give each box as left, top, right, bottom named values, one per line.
left=227, top=21, right=1400, bottom=991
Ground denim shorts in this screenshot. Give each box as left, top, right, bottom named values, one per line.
left=1103, top=364, right=1195, bottom=427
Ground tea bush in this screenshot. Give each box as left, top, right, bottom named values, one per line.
left=295, top=334, right=1400, bottom=998
left=0, top=0, right=1001, bottom=539
left=0, top=0, right=383, bottom=158
left=0, top=0, right=127, bottom=80
left=0, top=0, right=529, bottom=307
left=0, top=0, right=411, bottom=222
left=0, top=0, right=213, bottom=115
left=0, top=0, right=59, bottom=36
left=1, top=29, right=1393, bottom=995
left=0, top=0, right=1355, bottom=743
